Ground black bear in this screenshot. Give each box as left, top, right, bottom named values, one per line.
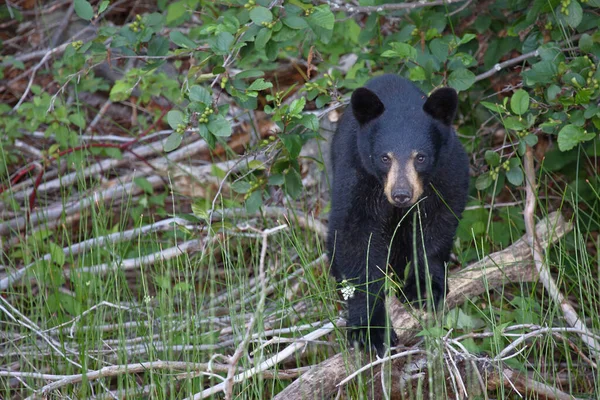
left=327, top=74, right=469, bottom=354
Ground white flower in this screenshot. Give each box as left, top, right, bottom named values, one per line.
left=340, top=280, right=356, bottom=300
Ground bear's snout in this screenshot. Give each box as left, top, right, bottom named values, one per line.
left=383, top=152, right=424, bottom=207
left=391, top=189, right=412, bottom=207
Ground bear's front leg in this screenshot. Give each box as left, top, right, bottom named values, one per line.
left=402, top=253, right=448, bottom=309
left=345, top=274, right=396, bottom=356
left=402, top=219, right=455, bottom=310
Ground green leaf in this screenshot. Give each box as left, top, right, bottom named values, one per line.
left=268, top=174, right=284, bottom=185
left=579, top=34, right=593, bottom=53
left=170, top=31, right=197, bottom=49
left=381, top=42, right=417, bottom=61
left=283, top=16, right=308, bottom=30
left=416, top=326, right=447, bottom=338
left=207, top=115, right=232, bottom=137
left=104, top=147, right=122, bottom=159
left=49, top=291, right=82, bottom=316
left=247, top=78, right=273, bottom=91
left=255, top=27, right=272, bottom=50
left=98, top=0, right=109, bottom=14
left=148, top=36, right=169, bottom=57
left=245, top=190, right=263, bottom=213
left=506, top=158, right=523, bottom=186
left=109, top=80, right=133, bottom=101
left=409, top=66, right=426, bottom=81
left=49, top=242, right=65, bottom=267
left=546, top=84, right=562, bottom=101
left=289, top=97, right=306, bottom=116
left=429, top=38, right=451, bottom=62
left=307, top=5, right=334, bottom=30
left=134, top=176, right=154, bottom=194
left=209, top=32, right=235, bottom=54
left=299, top=114, right=319, bottom=131
left=522, top=61, right=558, bottom=85
left=484, top=150, right=500, bottom=167
left=523, top=134, right=538, bottom=146
left=584, top=105, right=600, bottom=119
left=167, top=110, right=184, bottom=130
left=458, top=33, right=477, bottom=45
left=69, top=113, right=86, bottom=129
left=248, top=160, right=266, bottom=170
left=164, top=132, right=183, bottom=152
left=475, top=173, right=492, bottom=190
left=280, top=134, right=303, bottom=159
left=284, top=168, right=303, bottom=199
left=557, top=124, right=596, bottom=151
left=166, top=1, right=188, bottom=24
left=235, top=70, right=264, bottom=79
left=481, top=101, right=503, bottom=114
left=503, top=116, right=527, bottom=131
left=249, top=6, right=273, bottom=24
left=448, top=68, right=475, bottom=91
left=74, top=0, right=94, bottom=21
left=510, top=89, right=530, bottom=115
left=561, top=0, right=583, bottom=28
left=231, top=181, right=252, bottom=194
left=189, top=85, right=212, bottom=104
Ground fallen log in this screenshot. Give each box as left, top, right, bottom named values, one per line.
left=275, top=211, right=572, bottom=399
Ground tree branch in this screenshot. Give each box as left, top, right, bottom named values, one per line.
left=328, top=0, right=468, bottom=14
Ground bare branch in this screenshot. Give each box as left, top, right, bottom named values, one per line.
left=523, top=146, right=600, bottom=357
left=328, top=0, right=468, bottom=14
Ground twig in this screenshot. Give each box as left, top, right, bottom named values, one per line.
left=49, top=1, right=75, bottom=48
left=475, top=33, right=585, bottom=83
left=496, top=326, right=600, bottom=362
left=336, top=349, right=426, bottom=387
left=215, top=206, right=327, bottom=240
left=24, top=361, right=223, bottom=400
left=69, top=238, right=207, bottom=275
left=192, top=224, right=288, bottom=400
left=446, top=0, right=473, bottom=16
left=522, top=146, right=600, bottom=358
left=0, top=297, right=82, bottom=370
left=328, top=0, right=467, bottom=13
left=194, top=320, right=342, bottom=399
left=85, top=99, right=113, bottom=134
left=12, top=50, right=55, bottom=111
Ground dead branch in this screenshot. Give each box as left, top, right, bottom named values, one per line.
left=275, top=211, right=572, bottom=399
left=26, top=361, right=227, bottom=400
left=329, top=0, right=467, bottom=14
left=223, top=224, right=287, bottom=400
left=523, top=147, right=600, bottom=357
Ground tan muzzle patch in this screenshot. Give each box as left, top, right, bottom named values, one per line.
left=383, top=151, right=424, bottom=206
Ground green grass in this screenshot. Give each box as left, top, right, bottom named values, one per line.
left=2, top=138, right=599, bottom=399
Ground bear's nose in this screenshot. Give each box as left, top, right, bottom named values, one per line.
left=392, top=190, right=412, bottom=206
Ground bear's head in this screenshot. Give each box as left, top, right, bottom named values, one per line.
left=352, top=84, right=458, bottom=208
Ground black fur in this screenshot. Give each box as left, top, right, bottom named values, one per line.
left=327, top=75, right=469, bottom=355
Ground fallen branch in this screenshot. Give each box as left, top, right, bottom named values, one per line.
left=0, top=215, right=192, bottom=287
left=25, top=361, right=227, bottom=400
left=197, top=320, right=343, bottom=400
left=523, top=146, right=600, bottom=357
left=275, top=211, right=572, bottom=399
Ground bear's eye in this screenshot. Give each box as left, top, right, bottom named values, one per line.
left=416, top=154, right=426, bottom=163
left=381, top=155, right=391, bottom=163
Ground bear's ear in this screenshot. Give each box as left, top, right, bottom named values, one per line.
left=351, top=87, right=385, bottom=125
left=423, top=87, right=458, bottom=126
